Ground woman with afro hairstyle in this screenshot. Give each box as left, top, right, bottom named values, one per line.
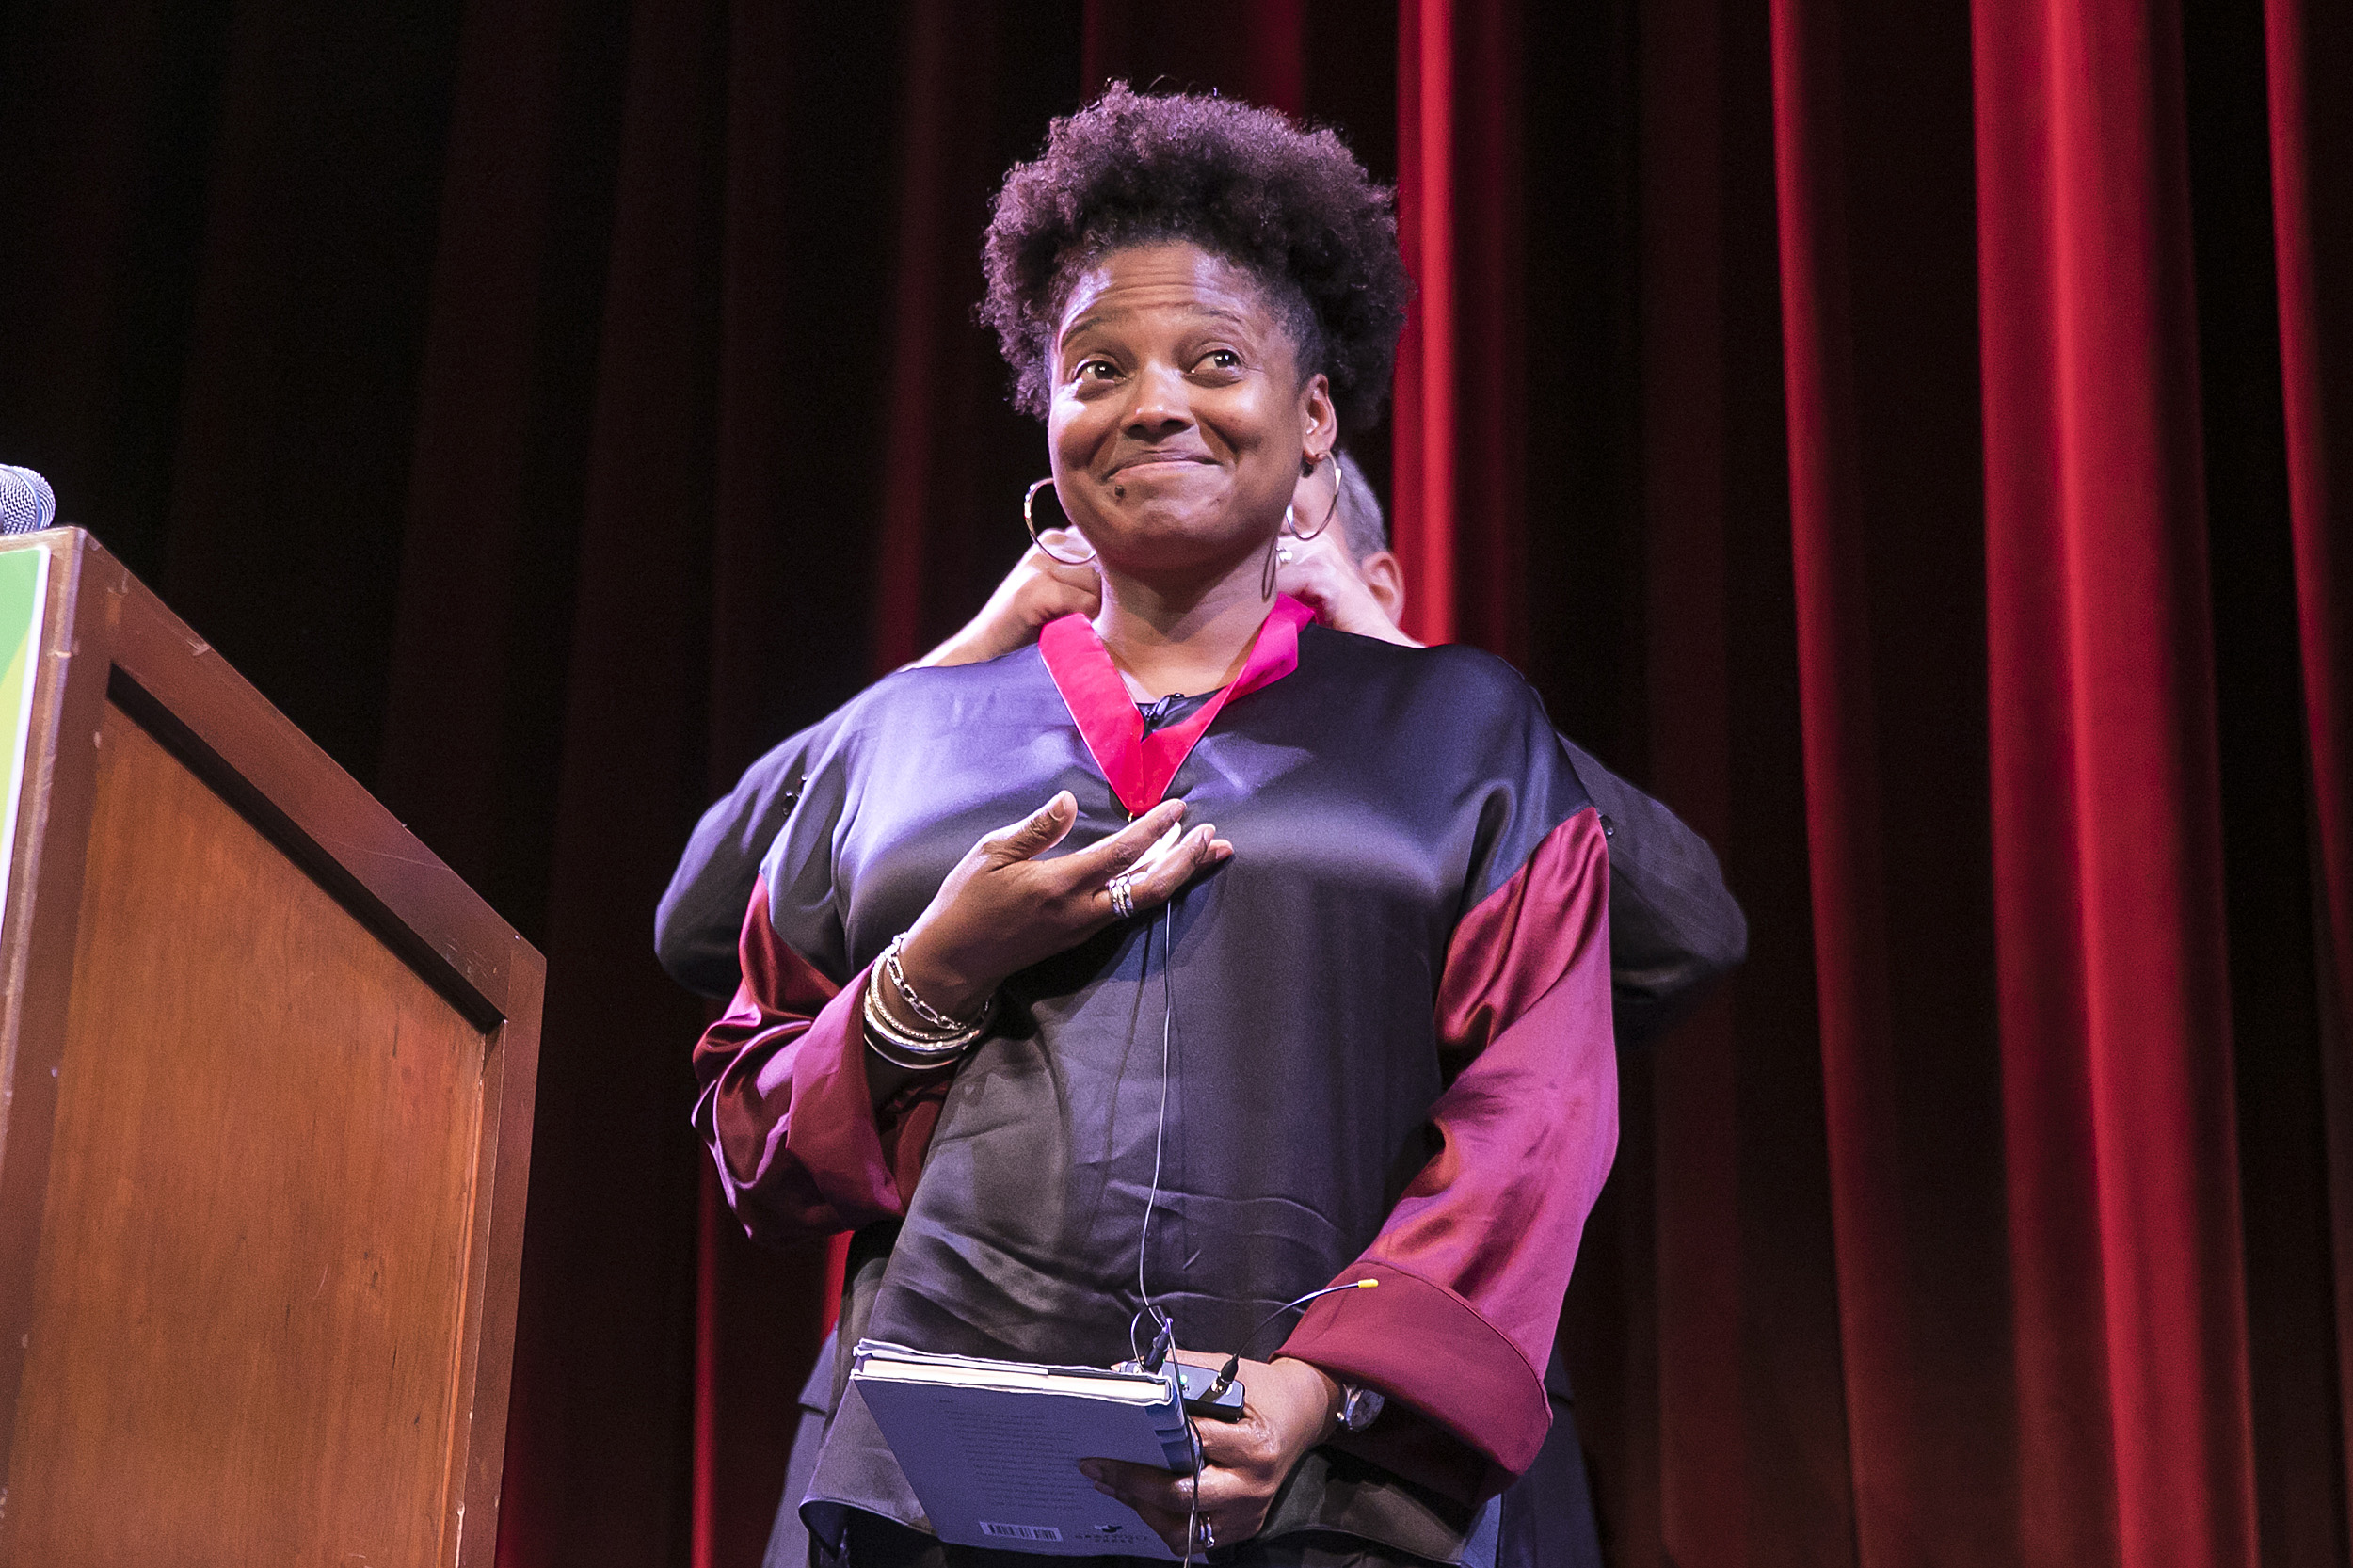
left=695, top=86, right=1618, bottom=1568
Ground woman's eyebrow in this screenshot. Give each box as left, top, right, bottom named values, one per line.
left=1060, top=303, right=1254, bottom=345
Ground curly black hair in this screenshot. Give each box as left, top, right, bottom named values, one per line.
left=981, top=84, right=1412, bottom=432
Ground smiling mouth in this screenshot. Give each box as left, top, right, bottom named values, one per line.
left=1110, top=454, right=1215, bottom=477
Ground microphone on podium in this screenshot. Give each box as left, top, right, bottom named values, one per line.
left=1, top=465, right=58, bottom=535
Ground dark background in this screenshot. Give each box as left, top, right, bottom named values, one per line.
left=0, top=2, right=2345, bottom=1566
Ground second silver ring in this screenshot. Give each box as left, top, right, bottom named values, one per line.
left=1108, top=873, right=1136, bottom=920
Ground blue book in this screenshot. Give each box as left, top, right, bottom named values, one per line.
left=850, top=1338, right=1198, bottom=1559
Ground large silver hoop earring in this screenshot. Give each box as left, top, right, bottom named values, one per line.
left=1280, top=451, right=1341, bottom=543
left=1025, top=477, right=1096, bottom=566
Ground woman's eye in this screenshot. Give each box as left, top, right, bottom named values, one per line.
left=1075, top=359, right=1119, bottom=382
left=1198, top=349, right=1241, bottom=372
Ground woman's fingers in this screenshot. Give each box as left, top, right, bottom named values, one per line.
left=1034, top=543, right=1102, bottom=591
left=1076, top=797, right=1234, bottom=922
left=1051, top=589, right=1105, bottom=622
left=1031, top=526, right=1092, bottom=564
left=974, top=794, right=1229, bottom=934
left=1013, top=539, right=1102, bottom=623
left=1035, top=577, right=1102, bottom=621
left=1079, top=1459, right=1241, bottom=1554
left=1125, top=819, right=1187, bottom=876
left=1116, top=824, right=1231, bottom=913
left=911, top=792, right=1227, bottom=1011
left=981, top=792, right=1079, bottom=865
left=1080, top=1457, right=1183, bottom=1512
left=1063, top=798, right=1188, bottom=883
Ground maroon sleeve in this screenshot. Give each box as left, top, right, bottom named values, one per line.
left=691, top=875, right=950, bottom=1242
left=1278, top=807, right=1618, bottom=1484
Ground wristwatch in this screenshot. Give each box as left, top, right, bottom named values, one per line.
left=1336, top=1382, right=1385, bottom=1432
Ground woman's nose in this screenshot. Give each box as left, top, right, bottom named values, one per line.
left=1121, top=362, right=1193, bottom=440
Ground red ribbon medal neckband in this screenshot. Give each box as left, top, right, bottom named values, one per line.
left=1039, top=594, right=1313, bottom=817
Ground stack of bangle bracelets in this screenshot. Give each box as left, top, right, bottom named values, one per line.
left=862, top=932, right=995, bottom=1070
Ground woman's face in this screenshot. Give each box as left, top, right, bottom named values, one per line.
left=1047, top=242, right=1336, bottom=582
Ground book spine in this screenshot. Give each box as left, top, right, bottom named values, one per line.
left=1150, top=1370, right=1197, bottom=1472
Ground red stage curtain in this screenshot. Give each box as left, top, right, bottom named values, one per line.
left=1393, top=0, right=1524, bottom=659
left=872, top=0, right=1024, bottom=674
left=2267, top=0, right=2353, bottom=1545
left=692, top=8, right=843, bottom=1565
left=1082, top=0, right=1305, bottom=118
left=1769, top=0, right=2018, bottom=1560
left=1393, top=0, right=1457, bottom=648
left=1623, top=4, right=1859, bottom=1562
left=1437, top=1, right=2337, bottom=1563
left=2269, top=0, right=2353, bottom=1429
left=2268, top=0, right=2353, bottom=1065
left=1974, top=4, right=2258, bottom=1564
left=482, top=3, right=734, bottom=1561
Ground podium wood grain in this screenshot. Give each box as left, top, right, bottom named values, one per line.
left=0, top=533, right=541, bottom=1568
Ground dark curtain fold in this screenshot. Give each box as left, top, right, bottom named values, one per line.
left=1082, top=0, right=1305, bottom=118
left=2, top=3, right=2349, bottom=1565
left=1395, top=0, right=1524, bottom=662
left=2267, top=0, right=2352, bottom=1072
left=1626, top=4, right=1856, bottom=1563
left=1769, top=0, right=2014, bottom=1562
left=505, top=3, right=734, bottom=1561
left=691, top=8, right=837, bottom=1566
left=2265, top=9, right=2353, bottom=1550
left=1973, top=3, right=2257, bottom=1563
left=1391, top=0, right=1456, bottom=648
left=2185, top=8, right=2344, bottom=1564
left=159, top=0, right=466, bottom=781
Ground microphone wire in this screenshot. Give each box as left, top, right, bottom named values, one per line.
left=1129, top=896, right=1179, bottom=1367
left=1207, top=1279, right=1381, bottom=1398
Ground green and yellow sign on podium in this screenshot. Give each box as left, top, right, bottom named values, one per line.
left=0, top=541, right=51, bottom=916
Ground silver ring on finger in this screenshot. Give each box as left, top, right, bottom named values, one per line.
left=1108, top=872, right=1136, bottom=920
left=1199, top=1518, right=1215, bottom=1552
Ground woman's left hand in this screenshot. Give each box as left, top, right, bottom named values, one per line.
left=1079, top=1353, right=1341, bottom=1555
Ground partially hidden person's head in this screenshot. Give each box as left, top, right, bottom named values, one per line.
left=1287, top=446, right=1405, bottom=623
left=982, top=86, right=1411, bottom=586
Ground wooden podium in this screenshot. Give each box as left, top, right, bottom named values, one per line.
left=0, top=531, right=543, bottom=1566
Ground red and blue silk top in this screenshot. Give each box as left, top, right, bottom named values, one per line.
left=693, top=597, right=1618, bottom=1562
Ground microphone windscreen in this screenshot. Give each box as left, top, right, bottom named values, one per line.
left=0, top=466, right=58, bottom=536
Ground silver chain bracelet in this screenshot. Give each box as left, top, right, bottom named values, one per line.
left=862, top=976, right=987, bottom=1070
left=882, top=932, right=987, bottom=1032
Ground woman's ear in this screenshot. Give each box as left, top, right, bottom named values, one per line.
left=1299, top=371, right=1337, bottom=456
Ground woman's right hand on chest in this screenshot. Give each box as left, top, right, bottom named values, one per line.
left=890, top=792, right=1228, bottom=1018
